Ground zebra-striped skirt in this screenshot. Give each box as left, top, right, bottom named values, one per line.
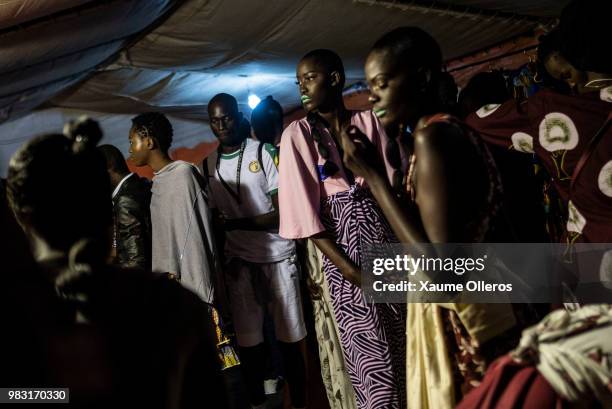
left=320, top=184, right=406, bottom=409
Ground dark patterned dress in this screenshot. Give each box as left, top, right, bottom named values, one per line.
left=278, top=111, right=407, bottom=409
left=320, top=185, right=407, bottom=409
left=407, top=114, right=537, bottom=405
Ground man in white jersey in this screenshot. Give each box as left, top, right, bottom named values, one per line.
left=205, top=94, right=306, bottom=409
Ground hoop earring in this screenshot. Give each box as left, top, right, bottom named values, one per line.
left=533, top=70, right=543, bottom=84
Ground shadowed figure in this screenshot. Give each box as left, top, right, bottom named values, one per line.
left=2, top=117, right=228, bottom=408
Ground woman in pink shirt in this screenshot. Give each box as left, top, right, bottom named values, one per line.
left=278, top=49, right=406, bottom=409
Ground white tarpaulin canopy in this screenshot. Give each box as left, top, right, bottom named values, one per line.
left=0, top=0, right=568, bottom=175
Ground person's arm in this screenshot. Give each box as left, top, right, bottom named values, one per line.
left=224, top=143, right=280, bottom=231
left=203, top=160, right=227, bottom=260
left=278, top=122, right=327, bottom=239
left=410, top=123, right=462, bottom=243
left=210, top=208, right=226, bottom=258
left=277, top=124, right=364, bottom=286
left=222, top=197, right=278, bottom=231
left=340, top=125, right=429, bottom=249
left=346, top=118, right=504, bottom=247
left=115, top=194, right=149, bottom=269
left=311, top=232, right=361, bottom=286
left=168, top=165, right=216, bottom=304
left=342, top=122, right=478, bottom=244
left=364, top=171, right=429, bottom=246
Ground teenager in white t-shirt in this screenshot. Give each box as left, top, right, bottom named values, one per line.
left=205, top=93, right=306, bottom=409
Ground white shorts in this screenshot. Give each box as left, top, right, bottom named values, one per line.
left=226, top=256, right=307, bottom=347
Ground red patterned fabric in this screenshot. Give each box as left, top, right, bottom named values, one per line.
left=456, top=355, right=563, bottom=409
left=466, top=88, right=612, bottom=243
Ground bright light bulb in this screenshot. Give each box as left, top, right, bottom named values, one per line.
left=248, top=94, right=261, bottom=109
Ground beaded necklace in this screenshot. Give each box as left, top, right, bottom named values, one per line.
left=215, top=139, right=246, bottom=204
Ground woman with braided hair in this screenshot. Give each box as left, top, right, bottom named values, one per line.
left=128, top=112, right=219, bottom=304
left=3, top=118, right=228, bottom=408
left=278, top=49, right=407, bottom=409
left=128, top=111, right=240, bottom=368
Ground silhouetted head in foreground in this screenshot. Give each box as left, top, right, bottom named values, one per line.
left=7, top=117, right=111, bottom=269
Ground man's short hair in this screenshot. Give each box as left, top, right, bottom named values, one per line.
left=131, top=112, right=173, bottom=153
left=98, top=144, right=129, bottom=174
left=208, top=93, right=239, bottom=116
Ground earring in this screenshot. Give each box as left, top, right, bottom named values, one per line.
left=534, top=71, right=543, bottom=84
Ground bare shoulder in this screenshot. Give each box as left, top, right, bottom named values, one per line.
left=413, top=119, right=464, bottom=152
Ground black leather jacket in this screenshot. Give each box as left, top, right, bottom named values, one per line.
left=112, top=174, right=151, bottom=270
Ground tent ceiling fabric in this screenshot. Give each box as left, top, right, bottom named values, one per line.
left=0, top=0, right=94, bottom=30
left=51, top=0, right=562, bottom=118
left=0, top=0, right=568, bottom=172
left=0, top=0, right=178, bottom=122
left=53, top=67, right=300, bottom=120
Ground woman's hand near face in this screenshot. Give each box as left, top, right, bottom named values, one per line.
left=339, top=125, right=385, bottom=182
left=339, top=125, right=430, bottom=247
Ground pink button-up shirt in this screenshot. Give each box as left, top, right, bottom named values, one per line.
left=278, top=110, right=406, bottom=239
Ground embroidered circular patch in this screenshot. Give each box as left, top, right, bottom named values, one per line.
left=566, top=200, right=586, bottom=234
left=476, top=104, right=501, bottom=118
left=511, top=132, right=534, bottom=153
left=538, top=112, right=579, bottom=152
left=598, top=160, right=612, bottom=197
left=249, top=160, right=261, bottom=173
